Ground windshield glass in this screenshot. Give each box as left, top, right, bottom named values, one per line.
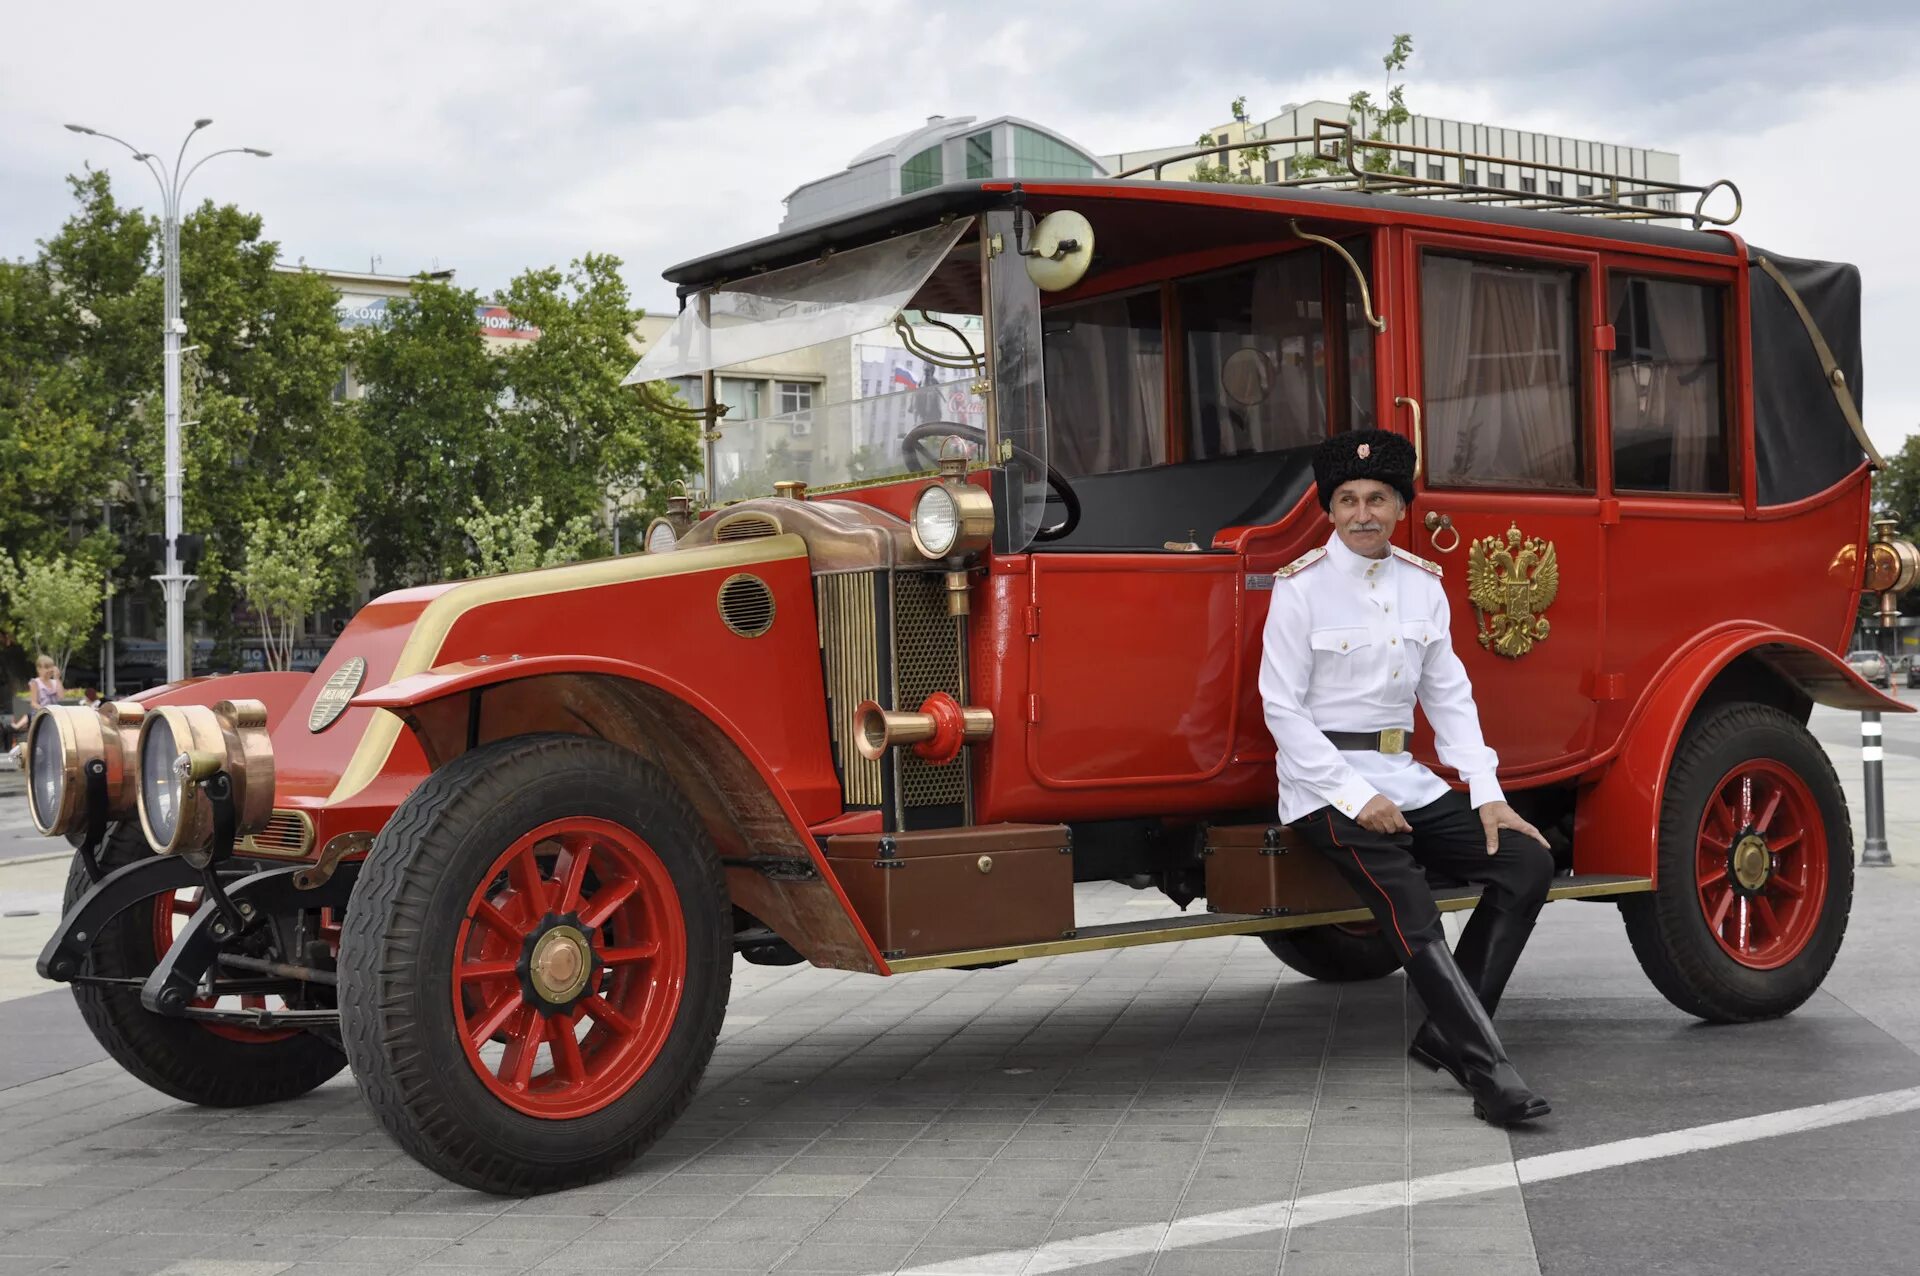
left=625, top=220, right=973, bottom=383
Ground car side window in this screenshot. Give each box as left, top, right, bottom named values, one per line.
left=1042, top=289, right=1166, bottom=479
left=1421, top=253, right=1584, bottom=490
left=1608, top=275, right=1730, bottom=494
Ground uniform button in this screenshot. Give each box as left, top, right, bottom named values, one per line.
left=1393, top=670, right=1401, bottom=678
left=1390, top=638, right=1398, bottom=645
left=1340, top=641, right=1348, bottom=650
left=1384, top=604, right=1391, bottom=613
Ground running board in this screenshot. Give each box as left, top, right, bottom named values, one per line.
left=883, top=873, right=1652, bottom=973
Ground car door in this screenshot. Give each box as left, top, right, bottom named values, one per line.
left=1396, top=232, right=1606, bottom=778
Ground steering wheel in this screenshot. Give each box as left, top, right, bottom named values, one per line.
left=901, top=421, right=1081, bottom=543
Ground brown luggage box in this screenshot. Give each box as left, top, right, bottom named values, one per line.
left=825, top=825, right=1074, bottom=959
left=1204, top=824, right=1366, bottom=917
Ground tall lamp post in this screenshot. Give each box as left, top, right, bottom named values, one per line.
left=64, top=119, right=269, bottom=684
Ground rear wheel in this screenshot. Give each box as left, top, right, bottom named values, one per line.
left=1262, top=922, right=1399, bottom=982
left=339, top=734, right=730, bottom=1196
left=1621, top=702, right=1852, bottom=1022
left=64, top=825, right=346, bottom=1106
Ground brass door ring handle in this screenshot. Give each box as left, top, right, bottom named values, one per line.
left=1424, top=510, right=1460, bottom=554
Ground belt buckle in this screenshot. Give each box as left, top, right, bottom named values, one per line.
left=1377, top=728, right=1407, bottom=755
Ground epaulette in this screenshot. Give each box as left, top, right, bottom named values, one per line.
left=1275, top=547, right=1327, bottom=579
left=1392, top=545, right=1444, bottom=577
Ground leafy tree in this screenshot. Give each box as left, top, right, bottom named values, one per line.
left=457, top=496, right=598, bottom=577
left=0, top=551, right=103, bottom=679
left=1293, top=33, right=1416, bottom=179
left=494, top=254, right=700, bottom=526
left=1191, top=97, right=1269, bottom=185
left=235, top=493, right=354, bottom=671
left=353, top=278, right=503, bottom=588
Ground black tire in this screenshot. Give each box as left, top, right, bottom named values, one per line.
left=1262, top=923, right=1400, bottom=981
left=1620, top=702, right=1852, bottom=1023
left=338, top=734, right=730, bottom=1196
left=63, top=824, right=347, bottom=1106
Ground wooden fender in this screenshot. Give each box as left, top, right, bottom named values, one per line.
left=1574, top=624, right=1908, bottom=880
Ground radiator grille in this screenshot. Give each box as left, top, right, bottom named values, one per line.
left=240, top=809, right=314, bottom=858
left=892, top=572, right=967, bottom=810
left=816, top=573, right=885, bottom=806
left=718, top=573, right=777, bottom=637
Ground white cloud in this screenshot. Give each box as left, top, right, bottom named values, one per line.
left=2, top=0, right=1915, bottom=447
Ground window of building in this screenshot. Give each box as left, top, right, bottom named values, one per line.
left=1547, top=179, right=1564, bottom=196
left=1042, top=290, right=1166, bottom=478
left=1630, top=193, right=1648, bottom=207
left=1463, top=166, right=1479, bottom=185
left=1657, top=194, right=1676, bottom=212
left=1420, top=254, right=1584, bottom=490
left=1012, top=126, right=1096, bottom=179
left=1265, top=159, right=1281, bottom=183
left=1519, top=176, right=1538, bottom=193
left=1395, top=160, right=1415, bottom=177
left=901, top=145, right=943, bottom=195
left=670, top=375, right=705, bottom=410
left=1576, top=182, right=1594, bottom=198
left=777, top=380, right=815, bottom=435
left=717, top=376, right=764, bottom=421
left=965, top=130, right=995, bottom=179
left=1487, top=171, right=1507, bottom=189
left=1609, top=276, right=1728, bottom=493
left=1428, top=163, right=1445, bottom=181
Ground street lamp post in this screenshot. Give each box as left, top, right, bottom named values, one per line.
left=64, top=119, right=270, bottom=684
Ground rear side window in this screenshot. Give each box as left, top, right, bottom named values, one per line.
left=1421, top=254, right=1584, bottom=490
left=1608, top=275, right=1729, bottom=494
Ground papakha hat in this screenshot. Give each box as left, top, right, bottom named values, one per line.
left=1312, top=429, right=1417, bottom=510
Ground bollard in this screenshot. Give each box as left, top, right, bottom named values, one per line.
left=1862, top=710, right=1892, bottom=867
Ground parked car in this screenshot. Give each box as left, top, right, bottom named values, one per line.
left=22, top=119, right=1920, bottom=1195
left=1847, top=649, right=1893, bottom=688
left=1908, top=657, right=1920, bottom=689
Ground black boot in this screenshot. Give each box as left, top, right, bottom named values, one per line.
left=1409, top=909, right=1537, bottom=1084
left=1401, top=942, right=1550, bottom=1126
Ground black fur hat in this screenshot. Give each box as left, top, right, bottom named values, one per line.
left=1312, top=429, right=1416, bottom=510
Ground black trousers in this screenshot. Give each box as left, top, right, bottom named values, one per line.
left=1291, top=790, right=1554, bottom=964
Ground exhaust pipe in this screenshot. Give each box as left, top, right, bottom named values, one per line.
left=854, top=693, right=992, bottom=766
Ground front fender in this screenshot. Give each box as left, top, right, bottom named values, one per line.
left=134, top=671, right=313, bottom=733
left=1575, top=625, right=1904, bottom=878
left=356, top=655, right=890, bottom=975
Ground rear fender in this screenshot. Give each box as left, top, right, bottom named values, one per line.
left=1575, top=625, right=1905, bottom=879
left=355, top=656, right=887, bottom=973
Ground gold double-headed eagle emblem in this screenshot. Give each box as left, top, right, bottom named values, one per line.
left=1467, top=523, right=1558, bottom=659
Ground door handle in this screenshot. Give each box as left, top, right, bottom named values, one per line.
left=1424, top=510, right=1460, bottom=554
left=1395, top=395, right=1423, bottom=480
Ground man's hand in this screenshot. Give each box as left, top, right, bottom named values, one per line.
left=1356, top=794, right=1412, bottom=835
left=1478, top=800, right=1550, bottom=854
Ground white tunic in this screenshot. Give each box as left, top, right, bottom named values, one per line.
left=1258, top=531, right=1504, bottom=824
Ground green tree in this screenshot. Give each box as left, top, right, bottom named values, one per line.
left=457, top=495, right=598, bottom=577
left=1292, top=33, right=1416, bottom=179
left=235, top=493, right=355, bottom=671
left=353, top=278, right=504, bottom=588
left=1190, top=96, right=1270, bottom=185
left=493, top=254, right=700, bottom=527
left=0, top=551, right=103, bottom=679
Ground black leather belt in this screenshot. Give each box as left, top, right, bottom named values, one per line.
left=1325, top=728, right=1411, bottom=755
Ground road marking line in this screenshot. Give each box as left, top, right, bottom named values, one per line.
left=884, top=1085, right=1920, bottom=1276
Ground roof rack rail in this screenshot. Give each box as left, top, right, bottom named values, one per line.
left=1113, top=119, right=1742, bottom=229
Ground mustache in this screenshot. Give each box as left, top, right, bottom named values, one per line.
left=1347, top=522, right=1386, bottom=533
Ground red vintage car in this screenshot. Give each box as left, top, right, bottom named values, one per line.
left=26, top=124, right=1920, bottom=1194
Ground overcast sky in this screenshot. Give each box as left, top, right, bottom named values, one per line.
left=3, top=0, right=1916, bottom=451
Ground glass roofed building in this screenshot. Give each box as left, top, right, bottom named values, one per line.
left=779, top=114, right=1106, bottom=231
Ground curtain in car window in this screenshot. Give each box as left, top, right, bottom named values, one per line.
left=1042, top=291, right=1165, bottom=478
left=1422, top=255, right=1582, bottom=489
left=1608, top=276, right=1727, bottom=493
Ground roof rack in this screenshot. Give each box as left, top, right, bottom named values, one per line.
left=1113, top=118, right=1742, bottom=229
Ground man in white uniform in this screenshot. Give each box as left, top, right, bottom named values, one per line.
left=1259, top=429, right=1555, bottom=1126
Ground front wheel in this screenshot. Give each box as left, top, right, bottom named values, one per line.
left=1620, top=702, right=1852, bottom=1023
left=339, top=734, right=730, bottom=1195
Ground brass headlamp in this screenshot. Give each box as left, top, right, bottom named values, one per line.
left=910, top=448, right=996, bottom=617
left=644, top=493, right=697, bottom=553
left=136, top=699, right=275, bottom=864
left=1866, top=519, right=1920, bottom=630
left=24, top=701, right=145, bottom=836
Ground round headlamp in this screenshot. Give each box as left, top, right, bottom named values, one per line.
left=910, top=481, right=994, bottom=561
left=24, top=703, right=144, bottom=836
left=644, top=517, right=679, bottom=553
left=136, top=700, right=275, bottom=862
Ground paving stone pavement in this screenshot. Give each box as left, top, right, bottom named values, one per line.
left=0, top=700, right=1914, bottom=1275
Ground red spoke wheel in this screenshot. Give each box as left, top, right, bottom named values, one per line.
left=1623, top=702, right=1852, bottom=1023
left=63, top=824, right=346, bottom=1106
left=451, top=819, right=686, bottom=1118
left=339, top=735, right=729, bottom=1196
